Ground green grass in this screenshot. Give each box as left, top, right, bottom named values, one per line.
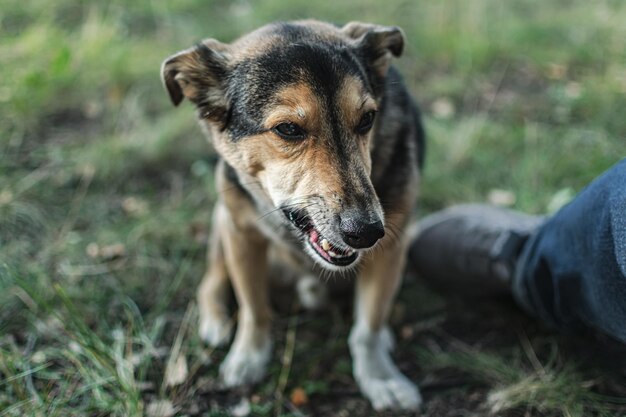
left=417, top=344, right=625, bottom=416
left=1, top=0, right=626, bottom=416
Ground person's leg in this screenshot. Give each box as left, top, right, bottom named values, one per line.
left=410, top=158, right=626, bottom=343
left=409, top=204, right=542, bottom=295
left=512, top=158, right=626, bottom=342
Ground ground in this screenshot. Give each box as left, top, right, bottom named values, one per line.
left=1, top=0, right=626, bottom=416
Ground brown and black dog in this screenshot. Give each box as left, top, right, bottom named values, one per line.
left=161, top=20, right=425, bottom=410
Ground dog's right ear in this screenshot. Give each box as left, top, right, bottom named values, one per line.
left=161, top=39, right=231, bottom=123
left=341, top=22, right=404, bottom=78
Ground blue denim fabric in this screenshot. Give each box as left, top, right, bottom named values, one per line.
left=513, top=158, right=626, bottom=343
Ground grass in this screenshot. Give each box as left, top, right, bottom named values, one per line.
left=416, top=341, right=625, bottom=416
left=1, top=0, right=626, bottom=415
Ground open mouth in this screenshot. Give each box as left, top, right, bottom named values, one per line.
left=283, top=209, right=358, bottom=267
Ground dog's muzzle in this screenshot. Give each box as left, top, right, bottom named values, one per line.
left=283, top=208, right=359, bottom=267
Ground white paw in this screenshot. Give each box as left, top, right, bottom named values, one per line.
left=349, top=324, right=421, bottom=411
left=359, top=373, right=422, bottom=411
left=220, top=336, right=272, bottom=387
left=199, top=313, right=232, bottom=347
left=296, top=275, right=328, bottom=310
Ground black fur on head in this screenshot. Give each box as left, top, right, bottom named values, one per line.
left=160, top=21, right=405, bottom=132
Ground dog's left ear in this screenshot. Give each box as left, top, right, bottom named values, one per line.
left=342, top=22, right=405, bottom=77
left=160, top=39, right=231, bottom=123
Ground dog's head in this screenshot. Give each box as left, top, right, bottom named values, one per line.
left=161, top=20, right=405, bottom=270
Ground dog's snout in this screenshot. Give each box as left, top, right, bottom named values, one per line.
left=340, top=214, right=385, bottom=249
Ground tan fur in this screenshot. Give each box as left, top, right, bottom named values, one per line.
left=357, top=204, right=414, bottom=330
left=197, top=203, right=231, bottom=338
left=336, top=75, right=378, bottom=126
left=226, top=21, right=346, bottom=63
left=197, top=160, right=269, bottom=347
left=336, top=76, right=377, bottom=173
left=265, top=83, right=321, bottom=129
left=164, top=20, right=423, bottom=410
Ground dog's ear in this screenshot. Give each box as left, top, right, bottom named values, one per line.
left=342, top=22, right=404, bottom=77
left=161, top=39, right=231, bottom=123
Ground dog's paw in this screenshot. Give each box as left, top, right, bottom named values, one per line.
left=220, top=336, right=272, bottom=387
left=349, top=324, right=421, bottom=411
left=199, top=313, right=232, bottom=347
left=359, top=374, right=422, bottom=411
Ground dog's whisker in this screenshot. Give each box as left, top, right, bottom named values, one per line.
left=256, top=202, right=317, bottom=222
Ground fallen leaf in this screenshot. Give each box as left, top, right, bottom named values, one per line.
left=290, top=387, right=309, bottom=407
left=122, top=196, right=149, bottom=216
left=401, top=325, right=414, bottom=340
left=99, top=243, right=126, bottom=260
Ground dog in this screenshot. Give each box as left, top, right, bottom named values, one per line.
left=161, top=20, right=425, bottom=410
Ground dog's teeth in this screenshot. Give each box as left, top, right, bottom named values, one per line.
left=321, top=239, right=330, bottom=251
left=328, top=250, right=339, bottom=258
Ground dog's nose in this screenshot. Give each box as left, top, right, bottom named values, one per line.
left=340, top=215, right=385, bottom=249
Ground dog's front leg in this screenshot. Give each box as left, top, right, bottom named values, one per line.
left=218, top=209, right=272, bottom=387
left=350, top=228, right=422, bottom=411
left=198, top=202, right=233, bottom=347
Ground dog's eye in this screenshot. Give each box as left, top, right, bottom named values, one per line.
left=356, top=110, right=376, bottom=135
left=273, top=122, right=306, bottom=140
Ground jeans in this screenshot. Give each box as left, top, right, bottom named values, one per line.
left=513, top=158, right=626, bottom=343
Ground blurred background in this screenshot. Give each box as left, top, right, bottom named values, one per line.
left=1, top=1, right=625, bottom=416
